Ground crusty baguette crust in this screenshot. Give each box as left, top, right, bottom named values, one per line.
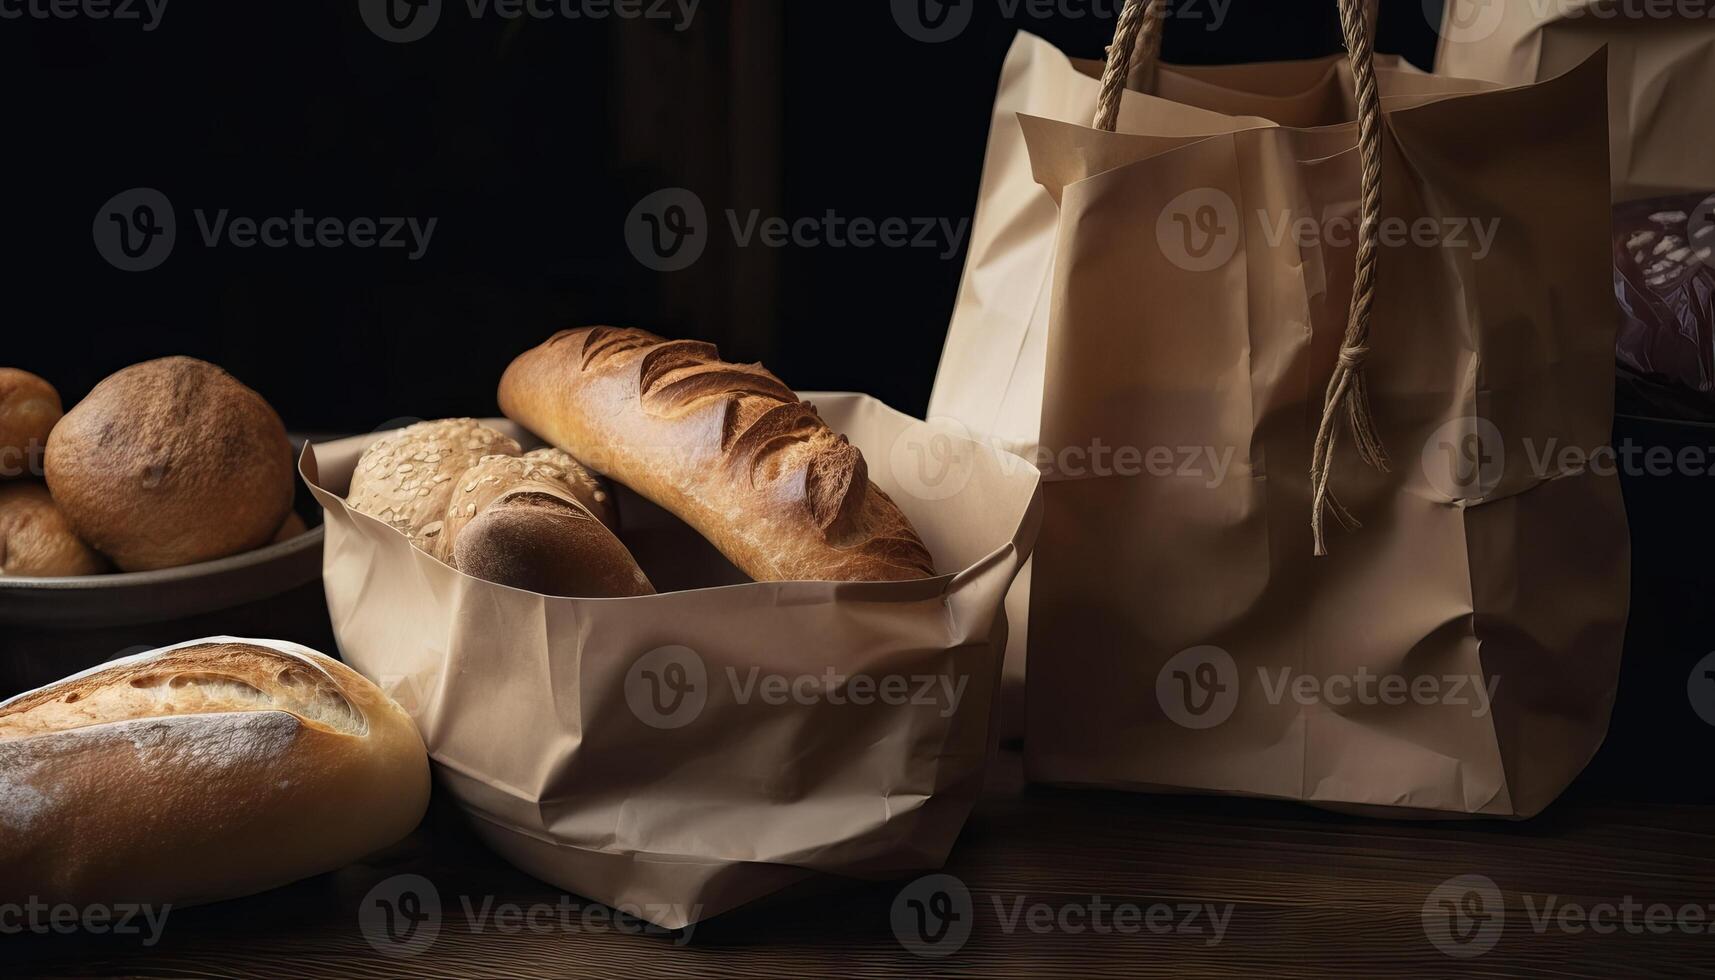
left=0, top=641, right=429, bottom=907
left=498, top=327, right=935, bottom=583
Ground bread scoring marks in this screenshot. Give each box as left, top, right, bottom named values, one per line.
left=0, top=643, right=368, bottom=740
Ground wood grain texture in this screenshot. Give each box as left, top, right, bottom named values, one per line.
left=9, top=751, right=1713, bottom=978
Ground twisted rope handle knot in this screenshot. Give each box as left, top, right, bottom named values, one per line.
left=1092, top=0, right=1388, bottom=556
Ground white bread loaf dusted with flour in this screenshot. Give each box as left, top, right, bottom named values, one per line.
left=498, top=327, right=935, bottom=583
left=346, top=419, right=651, bottom=597
left=0, top=639, right=429, bottom=907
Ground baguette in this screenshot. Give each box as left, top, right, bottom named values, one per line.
left=498, top=327, right=935, bottom=583
left=0, top=639, right=429, bottom=907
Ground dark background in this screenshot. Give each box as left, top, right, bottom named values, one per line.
left=1, top=0, right=1442, bottom=430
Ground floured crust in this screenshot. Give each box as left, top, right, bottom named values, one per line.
left=498, top=327, right=935, bottom=582
left=0, top=641, right=429, bottom=907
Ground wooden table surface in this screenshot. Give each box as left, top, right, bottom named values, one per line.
left=9, top=749, right=1712, bottom=979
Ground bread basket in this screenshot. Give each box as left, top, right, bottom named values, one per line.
left=301, top=395, right=1040, bottom=928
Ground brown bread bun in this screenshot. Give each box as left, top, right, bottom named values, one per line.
left=0, top=368, right=61, bottom=481
left=498, top=327, right=935, bottom=582
left=0, top=639, right=430, bottom=907
left=441, top=450, right=652, bottom=597
left=45, top=358, right=295, bottom=572
left=0, top=482, right=108, bottom=577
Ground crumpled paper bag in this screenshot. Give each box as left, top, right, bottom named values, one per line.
left=300, top=393, right=1040, bottom=928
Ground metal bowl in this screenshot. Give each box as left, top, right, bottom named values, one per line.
left=0, top=436, right=334, bottom=696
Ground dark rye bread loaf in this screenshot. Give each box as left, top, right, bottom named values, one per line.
left=498, top=327, right=935, bottom=583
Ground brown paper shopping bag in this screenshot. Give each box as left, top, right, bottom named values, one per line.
left=301, top=396, right=1040, bottom=927
left=1020, top=0, right=1628, bottom=817
left=929, top=28, right=1496, bottom=739
left=1436, top=0, right=1715, bottom=201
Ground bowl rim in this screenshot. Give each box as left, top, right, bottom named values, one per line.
left=0, top=523, right=324, bottom=591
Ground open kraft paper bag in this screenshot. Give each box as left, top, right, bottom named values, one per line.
left=1020, top=0, right=1627, bottom=818
left=300, top=394, right=1040, bottom=929
left=1436, top=0, right=1715, bottom=201
left=929, top=29, right=1497, bottom=738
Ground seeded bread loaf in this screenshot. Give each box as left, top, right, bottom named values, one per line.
left=0, top=639, right=430, bottom=907
left=347, top=420, right=651, bottom=597
left=497, top=327, right=935, bottom=582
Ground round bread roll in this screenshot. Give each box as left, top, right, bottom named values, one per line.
left=0, top=368, right=61, bottom=481
left=346, top=418, right=521, bottom=550
left=45, top=357, right=295, bottom=572
left=0, top=482, right=108, bottom=577
left=455, top=495, right=653, bottom=597
left=0, top=638, right=430, bottom=907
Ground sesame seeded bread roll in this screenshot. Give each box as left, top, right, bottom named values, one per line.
left=347, top=420, right=651, bottom=597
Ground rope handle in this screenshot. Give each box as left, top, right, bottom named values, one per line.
left=1091, top=0, right=1388, bottom=556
